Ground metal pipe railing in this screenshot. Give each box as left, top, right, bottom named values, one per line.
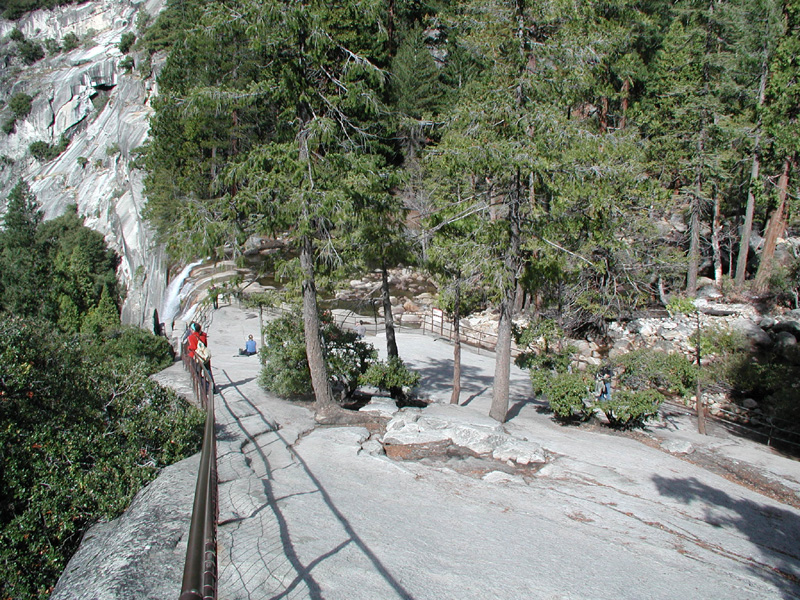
left=180, top=343, right=218, bottom=600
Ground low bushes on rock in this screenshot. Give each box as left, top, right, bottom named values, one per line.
left=360, top=356, right=420, bottom=400
left=259, top=309, right=376, bottom=399
left=615, top=348, right=697, bottom=399
left=596, top=389, right=663, bottom=430
left=543, top=371, right=594, bottom=421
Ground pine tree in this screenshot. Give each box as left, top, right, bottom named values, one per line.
left=755, top=0, right=800, bottom=291
left=0, top=181, right=48, bottom=317
left=637, top=0, right=738, bottom=295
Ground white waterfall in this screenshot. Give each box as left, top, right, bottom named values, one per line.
left=161, top=260, right=203, bottom=327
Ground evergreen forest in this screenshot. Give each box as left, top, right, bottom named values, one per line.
left=4, top=0, right=800, bottom=594
left=0, top=182, right=205, bottom=599
left=136, top=0, right=800, bottom=418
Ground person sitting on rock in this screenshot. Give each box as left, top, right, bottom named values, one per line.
left=239, top=334, right=257, bottom=356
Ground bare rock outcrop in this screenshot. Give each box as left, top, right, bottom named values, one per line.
left=0, top=0, right=167, bottom=326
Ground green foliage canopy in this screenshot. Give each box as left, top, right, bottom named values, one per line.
left=0, top=315, right=203, bottom=599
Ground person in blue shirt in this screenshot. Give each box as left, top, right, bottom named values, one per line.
left=240, top=334, right=257, bottom=356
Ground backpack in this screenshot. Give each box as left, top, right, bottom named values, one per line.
left=195, top=339, right=211, bottom=363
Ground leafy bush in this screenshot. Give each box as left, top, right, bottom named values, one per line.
left=596, top=389, right=662, bottom=430
left=62, top=31, right=79, bottom=52
left=0, top=316, right=204, bottom=600
left=2, top=118, right=15, bottom=135
left=118, top=32, right=136, bottom=53
left=259, top=309, right=376, bottom=399
left=541, top=371, right=595, bottom=421
left=29, top=136, right=69, bottom=161
left=360, top=356, right=420, bottom=400
left=615, top=348, right=697, bottom=398
left=119, top=55, right=134, bottom=72
left=8, top=92, right=33, bottom=119
left=17, top=38, right=44, bottom=64
left=44, top=37, right=60, bottom=54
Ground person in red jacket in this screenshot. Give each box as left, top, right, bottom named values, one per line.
left=187, top=322, right=217, bottom=392
left=186, top=322, right=208, bottom=359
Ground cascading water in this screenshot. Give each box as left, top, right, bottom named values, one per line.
left=161, top=260, right=203, bottom=328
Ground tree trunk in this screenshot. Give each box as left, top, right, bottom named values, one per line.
left=381, top=261, right=399, bottom=359
left=599, top=96, right=609, bottom=133
left=735, top=138, right=760, bottom=288
left=450, top=275, right=462, bottom=405
left=712, top=193, right=723, bottom=286
left=387, top=0, right=396, bottom=57
left=620, top=79, right=630, bottom=129
left=300, top=234, right=335, bottom=414
left=695, top=312, right=706, bottom=435
left=687, top=193, right=701, bottom=295
left=489, top=293, right=516, bottom=422
left=754, top=157, right=792, bottom=292
left=489, top=171, right=522, bottom=423
left=735, top=56, right=768, bottom=288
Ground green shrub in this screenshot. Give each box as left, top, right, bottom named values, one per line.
left=17, top=39, right=44, bottom=64
left=360, top=356, right=421, bottom=400
left=2, top=118, right=15, bottom=135
left=119, top=55, right=134, bottom=72
left=615, top=349, right=697, bottom=398
left=0, top=315, right=203, bottom=600
left=118, top=32, right=136, bottom=53
left=62, top=31, right=79, bottom=52
left=8, top=28, right=24, bottom=42
left=543, top=371, right=594, bottom=421
left=29, top=136, right=69, bottom=161
left=596, top=389, right=662, bottom=430
left=44, top=37, right=60, bottom=54
left=8, top=92, right=33, bottom=119
left=259, top=309, right=376, bottom=399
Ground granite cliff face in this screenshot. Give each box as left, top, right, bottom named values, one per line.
left=0, top=0, right=167, bottom=326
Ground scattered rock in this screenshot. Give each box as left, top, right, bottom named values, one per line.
left=358, top=397, right=399, bottom=418
left=492, top=439, right=547, bottom=465
left=359, top=439, right=385, bottom=456
left=775, top=331, right=797, bottom=347
left=382, top=404, right=549, bottom=468
left=661, top=439, right=695, bottom=455
left=730, top=318, right=772, bottom=347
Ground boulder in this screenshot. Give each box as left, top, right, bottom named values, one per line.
left=359, top=396, right=399, bottom=418
left=382, top=404, right=548, bottom=466
left=773, top=319, right=800, bottom=338
left=730, top=318, right=772, bottom=348
left=775, top=331, right=797, bottom=347
left=661, top=439, right=694, bottom=455
left=491, top=439, right=547, bottom=465
left=359, top=439, right=386, bottom=456
left=742, top=398, right=759, bottom=410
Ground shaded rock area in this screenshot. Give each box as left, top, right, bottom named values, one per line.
left=50, top=454, right=199, bottom=600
